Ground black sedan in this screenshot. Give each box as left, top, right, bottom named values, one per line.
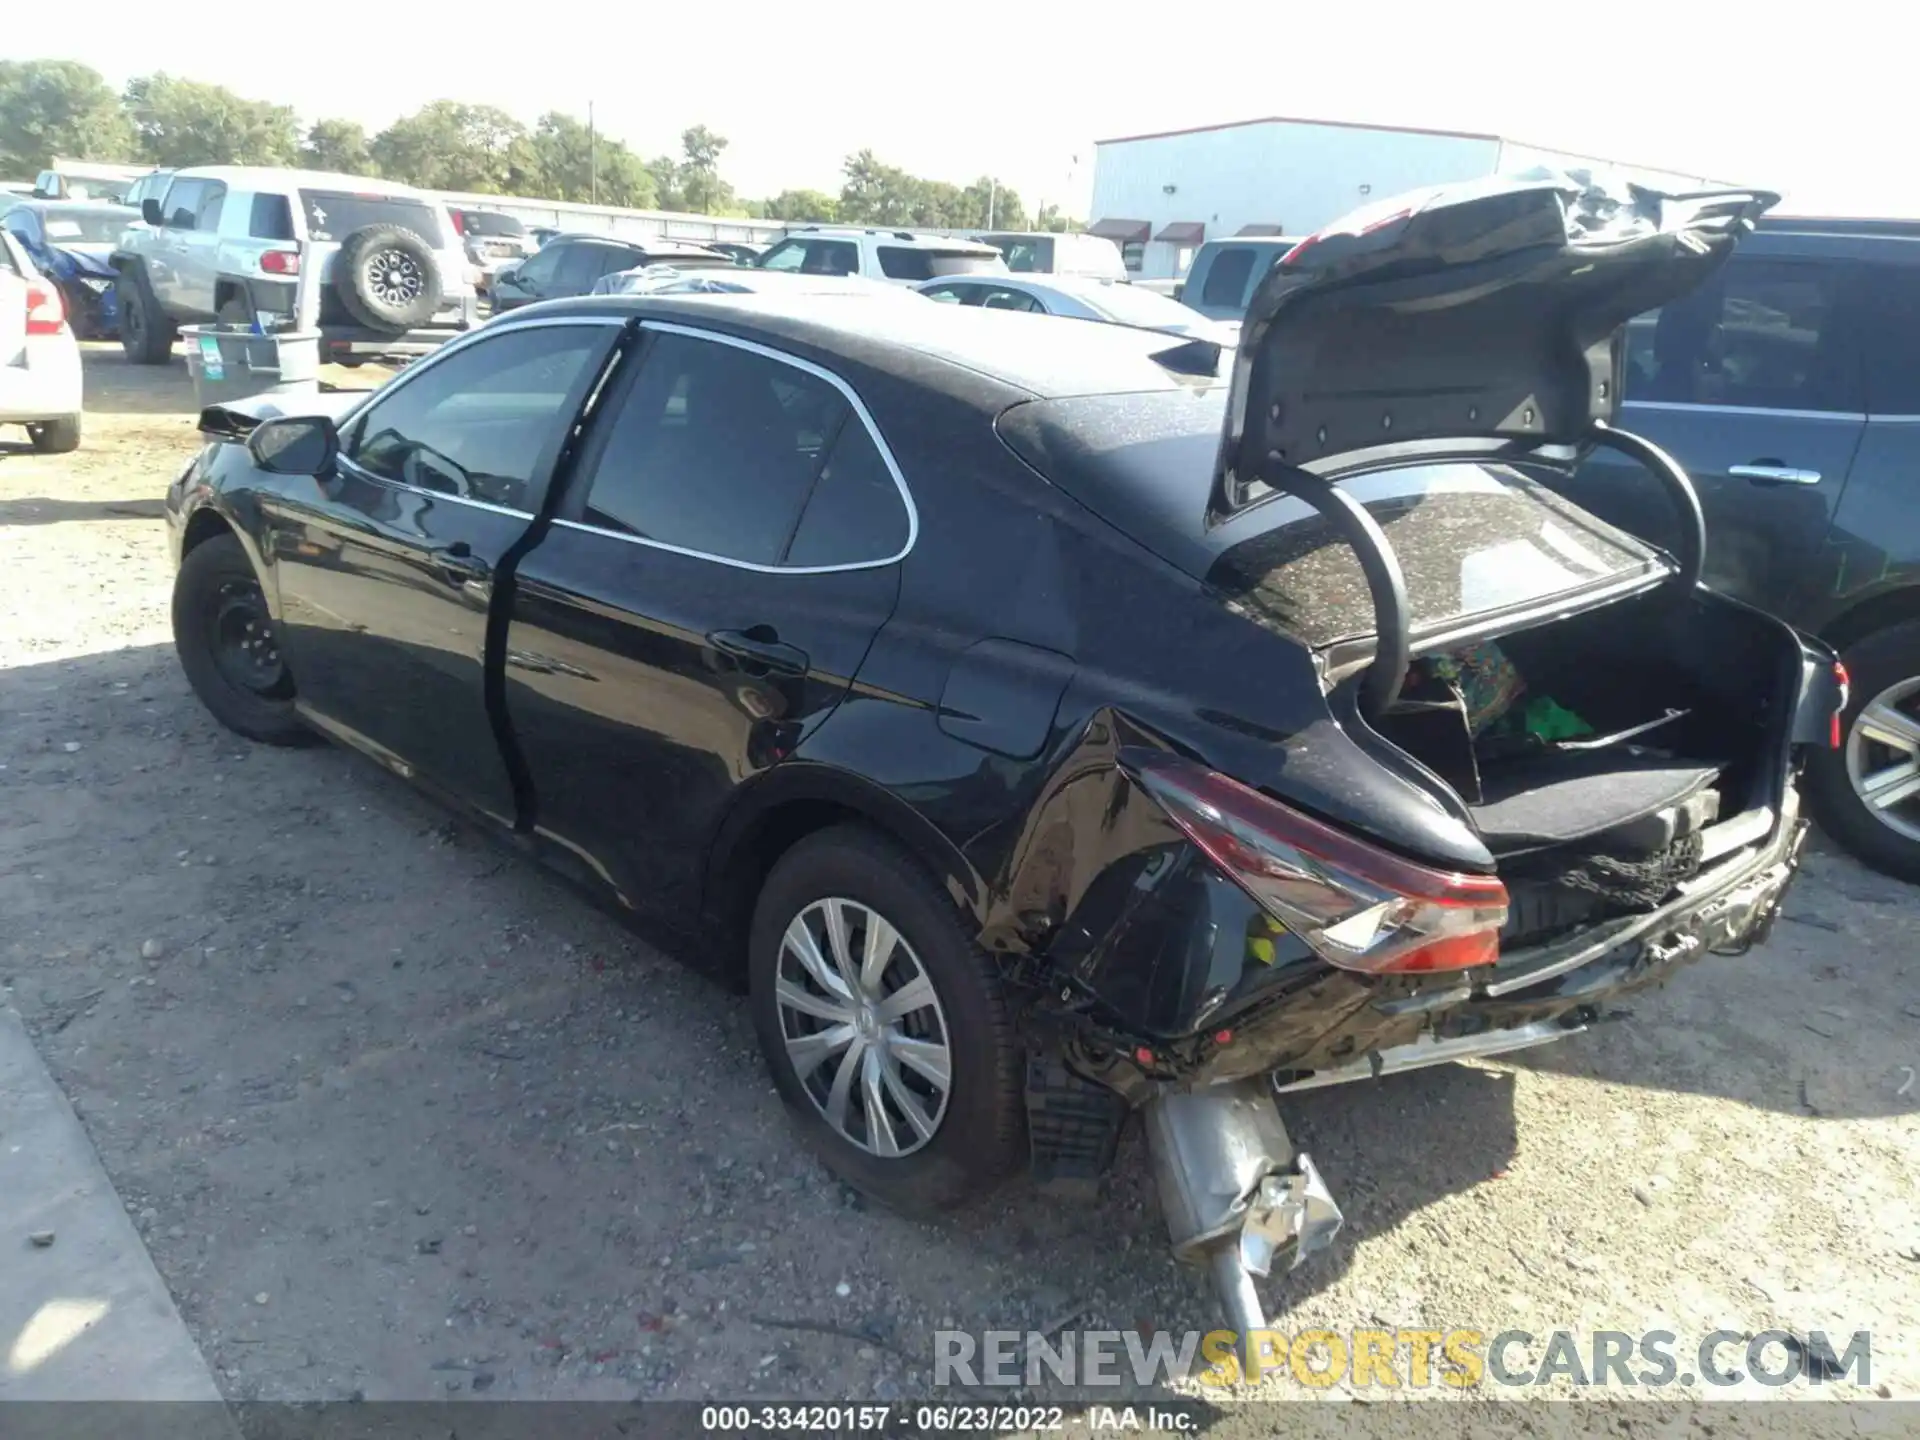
left=164, top=173, right=1842, bottom=1336
left=489, top=233, right=735, bottom=312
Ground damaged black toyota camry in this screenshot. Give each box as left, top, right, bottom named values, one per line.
left=165, top=172, right=1844, bottom=1338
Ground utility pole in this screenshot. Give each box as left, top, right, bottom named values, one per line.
left=589, top=101, right=597, bottom=206
left=988, top=178, right=996, bottom=229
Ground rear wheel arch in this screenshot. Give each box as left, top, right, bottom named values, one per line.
left=1817, top=584, right=1920, bottom=655
left=703, top=771, right=986, bottom=982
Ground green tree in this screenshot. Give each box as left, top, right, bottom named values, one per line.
left=527, top=111, right=656, bottom=208
left=646, top=154, right=685, bottom=212
left=0, top=60, right=135, bottom=174
left=762, top=188, right=838, bottom=223
left=302, top=118, right=376, bottom=175
left=961, top=177, right=1027, bottom=230
left=677, top=124, right=732, bottom=215
left=1034, top=202, right=1078, bottom=233
left=123, top=73, right=299, bottom=167
left=371, top=101, right=535, bottom=193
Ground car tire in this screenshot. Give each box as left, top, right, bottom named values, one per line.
left=334, top=225, right=443, bottom=333
left=1803, top=619, right=1920, bottom=884
left=171, top=534, right=312, bottom=747
left=118, top=266, right=175, bottom=365
left=748, top=825, right=1024, bottom=1215
left=28, top=416, right=81, bottom=454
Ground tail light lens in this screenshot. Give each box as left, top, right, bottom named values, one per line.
left=260, top=250, right=299, bottom=275
left=25, top=277, right=66, bottom=336
left=1123, top=753, right=1508, bottom=974
left=1830, top=661, right=1850, bottom=749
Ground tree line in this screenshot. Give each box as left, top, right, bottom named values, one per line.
left=0, top=60, right=1078, bottom=231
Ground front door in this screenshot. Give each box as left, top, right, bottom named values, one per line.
left=262, top=319, right=620, bottom=822
left=504, top=323, right=909, bottom=917
left=1556, top=254, right=1869, bottom=626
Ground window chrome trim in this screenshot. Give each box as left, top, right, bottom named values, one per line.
left=1622, top=400, right=1868, bottom=422
left=330, top=315, right=630, bottom=518
left=1867, top=413, right=1920, bottom=424
left=547, top=318, right=919, bottom=575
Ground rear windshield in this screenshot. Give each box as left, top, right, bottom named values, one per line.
left=978, top=235, right=1053, bottom=272
left=875, top=246, right=1002, bottom=281
left=459, top=210, right=526, bottom=237
left=998, top=389, right=1664, bottom=651
left=38, top=210, right=127, bottom=244
left=299, top=190, right=446, bottom=247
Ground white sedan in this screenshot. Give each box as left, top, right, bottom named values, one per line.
left=914, top=271, right=1231, bottom=340
left=0, top=231, right=82, bottom=453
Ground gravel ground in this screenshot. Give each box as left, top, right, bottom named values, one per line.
left=1, top=348, right=1916, bottom=1429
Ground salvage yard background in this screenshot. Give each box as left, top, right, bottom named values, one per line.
left=1, top=348, right=1917, bottom=1417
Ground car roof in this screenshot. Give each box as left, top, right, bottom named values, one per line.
left=553, top=232, right=721, bottom=254
left=168, top=166, right=441, bottom=198
left=520, top=291, right=1225, bottom=403
left=778, top=227, right=1000, bottom=253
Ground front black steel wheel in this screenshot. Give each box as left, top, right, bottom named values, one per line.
left=172, top=533, right=312, bottom=746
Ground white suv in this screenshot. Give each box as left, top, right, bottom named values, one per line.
left=756, top=227, right=1007, bottom=285
left=113, top=166, right=478, bottom=365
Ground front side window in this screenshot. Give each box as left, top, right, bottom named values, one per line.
left=577, top=332, right=904, bottom=567
left=1627, top=260, right=1860, bottom=412
left=552, top=243, right=621, bottom=292
left=161, top=179, right=205, bottom=230
left=343, top=325, right=608, bottom=513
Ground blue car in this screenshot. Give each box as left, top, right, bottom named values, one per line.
left=1, top=200, right=135, bottom=340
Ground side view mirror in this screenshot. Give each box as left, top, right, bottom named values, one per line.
left=141, top=197, right=163, bottom=226
left=247, top=415, right=339, bottom=476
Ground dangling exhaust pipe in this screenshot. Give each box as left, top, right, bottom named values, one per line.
left=1143, top=1078, right=1342, bottom=1373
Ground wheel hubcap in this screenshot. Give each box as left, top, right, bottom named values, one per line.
left=208, top=578, right=286, bottom=694
left=775, top=898, right=952, bottom=1158
left=370, top=250, right=424, bottom=307
left=1844, top=675, right=1920, bottom=842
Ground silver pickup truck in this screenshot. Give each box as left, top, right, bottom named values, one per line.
left=112, top=165, right=478, bottom=365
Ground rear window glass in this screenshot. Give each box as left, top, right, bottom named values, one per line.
left=459, top=210, right=525, bottom=237
left=875, top=246, right=1002, bottom=281
left=299, top=190, right=446, bottom=247
left=1211, top=467, right=1661, bottom=648
left=1200, top=248, right=1258, bottom=308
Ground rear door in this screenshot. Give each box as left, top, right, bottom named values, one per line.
left=1557, top=252, right=1869, bottom=624
left=504, top=322, right=909, bottom=918
left=263, top=318, right=620, bottom=822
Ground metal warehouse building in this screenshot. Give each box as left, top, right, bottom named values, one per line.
left=1088, top=115, right=1724, bottom=279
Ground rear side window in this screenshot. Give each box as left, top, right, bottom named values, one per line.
left=249, top=193, right=294, bottom=240
left=577, top=332, right=903, bottom=568
left=760, top=238, right=858, bottom=276
left=1211, top=466, right=1661, bottom=648
left=1200, top=248, right=1257, bottom=308
left=1860, top=263, right=1920, bottom=414
left=342, top=325, right=608, bottom=513
left=875, top=246, right=1000, bottom=281
left=299, top=190, right=446, bottom=247
left=1626, top=259, right=1860, bottom=412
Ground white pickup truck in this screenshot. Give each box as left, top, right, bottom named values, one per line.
left=111, top=165, right=479, bottom=365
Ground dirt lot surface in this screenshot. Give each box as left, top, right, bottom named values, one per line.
left=2, top=349, right=1917, bottom=1430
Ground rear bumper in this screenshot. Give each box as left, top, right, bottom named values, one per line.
left=0, top=333, right=83, bottom=423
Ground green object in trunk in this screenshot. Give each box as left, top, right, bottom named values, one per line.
left=1521, top=695, right=1594, bottom=742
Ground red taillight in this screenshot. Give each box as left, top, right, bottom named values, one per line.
left=260, top=250, right=299, bottom=275
left=450, top=210, right=466, bottom=234
left=1124, top=753, right=1508, bottom=974
left=1830, top=661, right=1850, bottom=749
left=25, top=277, right=66, bottom=336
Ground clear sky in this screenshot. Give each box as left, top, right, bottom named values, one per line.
left=29, top=0, right=1910, bottom=217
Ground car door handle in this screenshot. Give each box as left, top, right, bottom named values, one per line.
left=430, top=542, right=489, bottom=583
left=706, top=628, right=809, bottom=678
left=1729, top=464, right=1822, bottom=486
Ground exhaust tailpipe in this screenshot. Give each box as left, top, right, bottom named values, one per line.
left=1143, top=1078, right=1342, bottom=1374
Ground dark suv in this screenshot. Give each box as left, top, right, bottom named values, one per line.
left=1550, top=217, right=1920, bottom=880
left=489, top=234, right=733, bottom=312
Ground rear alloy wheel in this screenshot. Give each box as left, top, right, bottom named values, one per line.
left=171, top=533, right=312, bottom=746
left=1804, top=620, right=1920, bottom=883
left=749, top=827, right=1024, bottom=1213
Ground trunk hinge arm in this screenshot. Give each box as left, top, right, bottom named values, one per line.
left=1586, top=421, right=1708, bottom=597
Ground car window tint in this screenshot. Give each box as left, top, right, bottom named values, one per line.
left=1631, top=260, right=1860, bottom=412
left=553, top=243, right=611, bottom=290
left=786, top=420, right=908, bottom=567
left=197, top=183, right=226, bottom=231
left=298, top=191, right=446, bottom=247
left=1861, top=264, right=1920, bottom=414
left=922, top=284, right=968, bottom=304
left=579, top=333, right=851, bottom=565
left=1200, top=247, right=1257, bottom=308
left=344, top=326, right=605, bottom=513
left=162, top=179, right=204, bottom=230
left=249, top=193, right=294, bottom=240
left=596, top=246, right=641, bottom=279
left=514, top=246, right=561, bottom=285
left=979, top=287, right=1041, bottom=313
